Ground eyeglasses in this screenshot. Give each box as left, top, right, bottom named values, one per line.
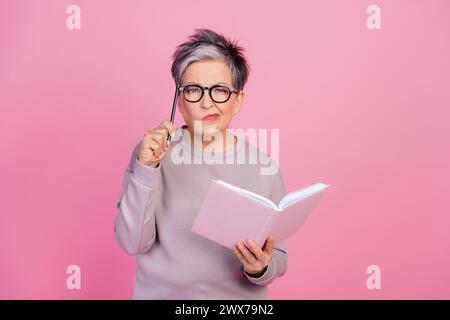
left=178, top=84, right=239, bottom=103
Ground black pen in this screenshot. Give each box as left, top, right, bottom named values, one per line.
left=167, top=85, right=179, bottom=146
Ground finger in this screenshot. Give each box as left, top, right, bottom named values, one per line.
left=147, top=139, right=163, bottom=158
left=153, top=128, right=173, bottom=149
left=233, top=245, right=250, bottom=268
left=141, top=143, right=152, bottom=157
left=246, top=239, right=265, bottom=261
left=143, top=121, right=172, bottom=140
left=162, top=140, right=168, bottom=152
left=263, top=235, right=274, bottom=254
left=151, top=130, right=167, bottom=145
left=143, top=128, right=158, bottom=137
left=140, top=143, right=157, bottom=162
left=152, top=134, right=170, bottom=154
left=237, top=242, right=257, bottom=264
left=159, top=119, right=176, bottom=137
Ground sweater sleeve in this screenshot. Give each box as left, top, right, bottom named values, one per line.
left=114, top=141, right=161, bottom=256
left=244, top=165, right=288, bottom=285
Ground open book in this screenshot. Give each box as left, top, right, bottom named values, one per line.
left=191, top=179, right=329, bottom=250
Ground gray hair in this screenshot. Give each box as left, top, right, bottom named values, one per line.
left=171, top=29, right=251, bottom=92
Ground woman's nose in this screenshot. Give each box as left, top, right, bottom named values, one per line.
left=200, top=89, right=214, bottom=109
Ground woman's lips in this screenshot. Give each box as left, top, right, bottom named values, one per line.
left=201, top=114, right=219, bottom=121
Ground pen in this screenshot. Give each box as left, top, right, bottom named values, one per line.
left=167, top=85, right=179, bottom=146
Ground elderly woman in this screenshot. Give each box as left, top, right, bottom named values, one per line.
left=114, top=29, right=288, bottom=299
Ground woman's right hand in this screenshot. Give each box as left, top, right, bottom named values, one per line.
left=138, top=120, right=176, bottom=168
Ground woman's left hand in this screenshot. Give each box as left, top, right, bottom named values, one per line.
left=233, top=234, right=274, bottom=277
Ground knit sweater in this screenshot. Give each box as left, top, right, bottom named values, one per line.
left=114, top=126, right=288, bottom=299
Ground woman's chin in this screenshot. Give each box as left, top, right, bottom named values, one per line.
left=190, top=120, right=224, bottom=138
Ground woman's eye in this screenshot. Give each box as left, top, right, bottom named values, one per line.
left=187, top=88, right=199, bottom=94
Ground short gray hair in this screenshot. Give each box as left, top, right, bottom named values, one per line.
left=171, top=29, right=251, bottom=91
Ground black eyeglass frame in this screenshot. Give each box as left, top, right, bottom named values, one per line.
left=178, top=84, right=239, bottom=103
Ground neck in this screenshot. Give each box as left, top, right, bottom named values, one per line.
left=183, top=126, right=236, bottom=152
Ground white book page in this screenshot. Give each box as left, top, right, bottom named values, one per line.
left=214, top=180, right=278, bottom=210
left=278, top=183, right=330, bottom=210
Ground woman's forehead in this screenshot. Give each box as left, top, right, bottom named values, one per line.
left=183, top=60, right=232, bottom=85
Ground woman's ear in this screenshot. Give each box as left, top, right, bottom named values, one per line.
left=232, top=90, right=244, bottom=115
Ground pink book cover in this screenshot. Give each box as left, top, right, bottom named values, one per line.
left=190, top=180, right=329, bottom=250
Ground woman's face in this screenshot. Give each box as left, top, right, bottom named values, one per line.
left=178, top=59, right=244, bottom=137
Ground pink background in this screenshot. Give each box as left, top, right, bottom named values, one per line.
left=1, top=0, right=449, bottom=299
